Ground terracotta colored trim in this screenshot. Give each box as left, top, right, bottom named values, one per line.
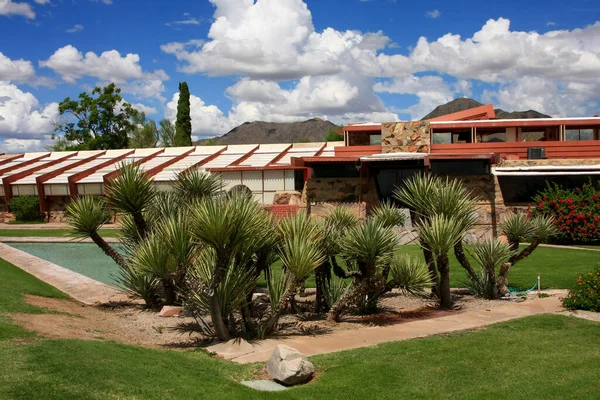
left=265, top=144, right=293, bottom=166
left=228, top=145, right=260, bottom=167
left=0, top=153, right=50, bottom=176
left=173, top=146, right=229, bottom=176
left=426, top=104, right=496, bottom=122
left=344, top=126, right=382, bottom=132
left=432, top=119, right=600, bottom=130
left=300, top=156, right=361, bottom=163
left=3, top=152, right=76, bottom=208
left=427, top=153, right=497, bottom=160
left=314, top=143, right=328, bottom=157
left=68, top=150, right=135, bottom=198
left=145, top=147, right=197, bottom=177
left=334, top=145, right=382, bottom=157
left=205, top=165, right=306, bottom=173
left=102, top=149, right=165, bottom=188
left=36, top=151, right=106, bottom=211
left=0, top=154, right=24, bottom=167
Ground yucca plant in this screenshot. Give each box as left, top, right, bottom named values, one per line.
left=371, top=200, right=406, bottom=229
left=189, top=192, right=271, bottom=340
left=105, top=162, right=156, bottom=238
left=174, top=167, right=222, bottom=201
left=388, top=254, right=433, bottom=297
left=497, top=214, right=557, bottom=295
left=328, top=219, right=397, bottom=321
left=115, top=264, right=161, bottom=307
left=469, top=238, right=513, bottom=299
left=263, top=222, right=325, bottom=334
left=65, top=196, right=126, bottom=269
left=186, top=248, right=258, bottom=336
left=417, top=214, right=465, bottom=308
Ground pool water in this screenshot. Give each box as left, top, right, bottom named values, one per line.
left=9, top=243, right=122, bottom=286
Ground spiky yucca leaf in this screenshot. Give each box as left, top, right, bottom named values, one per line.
left=498, top=213, right=534, bottom=242
left=146, top=191, right=183, bottom=225
left=388, top=254, right=433, bottom=296
left=65, top=196, right=110, bottom=238
left=471, top=238, right=513, bottom=273
left=174, top=168, right=222, bottom=201
left=393, top=173, right=439, bottom=217
left=323, top=278, right=350, bottom=308
left=190, top=192, right=268, bottom=253
left=341, top=218, right=397, bottom=265
left=186, top=248, right=257, bottom=318
left=105, top=162, right=156, bottom=215
left=129, top=231, right=173, bottom=279
left=267, top=270, right=290, bottom=311
left=371, top=200, right=406, bottom=229
left=531, top=215, right=557, bottom=242
left=417, top=214, right=465, bottom=256
left=279, top=234, right=325, bottom=281
left=325, top=207, right=359, bottom=231
left=115, top=265, right=160, bottom=307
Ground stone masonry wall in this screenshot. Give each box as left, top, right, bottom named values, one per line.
left=381, top=121, right=430, bottom=153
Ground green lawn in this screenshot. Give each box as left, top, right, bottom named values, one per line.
left=1, top=257, right=599, bottom=399
left=258, top=245, right=598, bottom=290
left=0, top=228, right=118, bottom=238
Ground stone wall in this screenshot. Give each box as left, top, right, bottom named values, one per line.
left=381, top=121, right=430, bottom=153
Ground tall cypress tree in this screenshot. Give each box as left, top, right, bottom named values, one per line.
left=174, top=82, right=192, bottom=146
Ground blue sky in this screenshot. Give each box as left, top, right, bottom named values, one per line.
left=0, top=0, right=599, bottom=152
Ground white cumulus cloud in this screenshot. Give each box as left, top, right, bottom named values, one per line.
left=0, top=0, right=35, bottom=19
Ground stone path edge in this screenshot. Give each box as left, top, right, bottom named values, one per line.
left=0, top=242, right=126, bottom=305
left=208, top=292, right=569, bottom=364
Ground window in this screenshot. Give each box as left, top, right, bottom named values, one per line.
left=477, top=128, right=507, bottom=143
left=369, top=135, right=382, bottom=145
left=565, top=128, right=594, bottom=141
left=520, top=127, right=559, bottom=142
left=432, top=130, right=471, bottom=144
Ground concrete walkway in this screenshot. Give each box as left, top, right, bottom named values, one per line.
left=0, top=242, right=126, bottom=305
left=209, top=292, right=567, bottom=364
left=0, top=236, right=119, bottom=243
left=0, top=223, right=119, bottom=230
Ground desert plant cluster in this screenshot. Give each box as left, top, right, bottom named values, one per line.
left=66, top=164, right=556, bottom=340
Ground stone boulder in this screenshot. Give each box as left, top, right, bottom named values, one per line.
left=158, top=306, right=182, bottom=317
left=266, top=345, right=314, bottom=386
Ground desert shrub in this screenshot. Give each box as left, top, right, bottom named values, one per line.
left=9, top=196, right=43, bottom=222
left=531, top=180, right=600, bottom=244
left=562, top=265, right=600, bottom=312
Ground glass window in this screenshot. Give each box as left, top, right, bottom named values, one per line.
left=565, top=128, right=594, bottom=141
left=433, top=132, right=451, bottom=144
left=369, top=135, right=382, bottom=145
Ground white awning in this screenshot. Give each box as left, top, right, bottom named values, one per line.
left=360, top=152, right=428, bottom=162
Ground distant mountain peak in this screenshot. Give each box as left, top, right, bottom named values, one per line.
left=421, top=98, right=550, bottom=120
left=195, top=118, right=338, bottom=145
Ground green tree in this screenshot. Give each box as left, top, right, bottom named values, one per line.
left=324, top=127, right=344, bottom=141
left=158, top=119, right=176, bottom=147
left=52, top=83, right=138, bottom=150
left=174, top=82, right=192, bottom=146
left=128, top=113, right=159, bottom=149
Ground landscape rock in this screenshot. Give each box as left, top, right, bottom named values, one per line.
left=158, top=306, right=182, bottom=317
left=266, top=345, right=315, bottom=386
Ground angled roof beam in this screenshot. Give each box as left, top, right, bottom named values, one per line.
left=227, top=145, right=260, bottom=167
left=0, top=152, right=50, bottom=176
left=68, top=150, right=135, bottom=198
left=0, top=154, right=24, bottom=167
left=144, top=147, right=197, bottom=178
left=3, top=152, right=76, bottom=208
left=102, top=149, right=165, bottom=189
left=36, top=151, right=106, bottom=212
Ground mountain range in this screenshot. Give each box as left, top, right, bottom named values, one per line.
left=196, top=98, right=551, bottom=145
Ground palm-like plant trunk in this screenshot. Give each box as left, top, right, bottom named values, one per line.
left=509, top=241, right=540, bottom=264
left=132, top=211, right=148, bottom=239
left=453, top=241, right=478, bottom=283
left=90, top=232, right=127, bottom=269
left=497, top=262, right=512, bottom=295
left=436, top=254, right=452, bottom=309
left=163, top=278, right=176, bottom=306
left=422, top=245, right=438, bottom=298
left=209, top=255, right=231, bottom=341
left=264, top=280, right=299, bottom=335
left=314, top=260, right=331, bottom=313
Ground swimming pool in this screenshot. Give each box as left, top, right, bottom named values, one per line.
left=9, top=242, right=122, bottom=286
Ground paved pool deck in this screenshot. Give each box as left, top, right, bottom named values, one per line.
left=208, top=291, right=568, bottom=364
left=0, top=242, right=126, bottom=305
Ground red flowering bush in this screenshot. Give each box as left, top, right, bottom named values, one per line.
left=530, top=180, right=600, bottom=244
left=562, top=265, right=600, bottom=312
